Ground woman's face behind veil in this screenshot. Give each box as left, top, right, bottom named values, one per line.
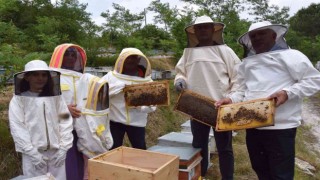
left=62, top=49, right=77, bottom=70
left=24, top=71, right=49, bottom=93
left=96, top=83, right=109, bottom=111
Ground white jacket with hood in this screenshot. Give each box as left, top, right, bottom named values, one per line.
left=74, top=73, right=113, bottom=158
left=101, top=48, right=156, bottom=127
left=231, top=21, right=320, bottom=129
left=9, top=60, right=73, bottom=158
left=175, top=16, right=241, bottom=101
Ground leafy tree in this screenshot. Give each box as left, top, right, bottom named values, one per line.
left=180, top=0, right=243, bottom=21
left=101, top=3, right=144, bottom=36
left=100, top=3, right=145, bottom=52
left=135, top=24, right=172, bottom=50
left=286, top=3, right=320, bottom=64
left=0, top=22, right=26, bottom=44
left=147, top=0, right=179, bottom=32
left=290, top=3, right=320, bottom=38
left=246, top=0, right=290, bottom=24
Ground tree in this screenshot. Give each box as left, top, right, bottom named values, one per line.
left=147, top=0, right=179, bottom=32
left=246, top=0, right=290, bottom=24
left=100, top=3, right=145, bottom=51
left=287, top=3, right=320, bottom=64
left=290, top=3, right=320, bottom=38
left=101, top=3, right=144, bottom=36
left=135, top=24, right=172, bottom=50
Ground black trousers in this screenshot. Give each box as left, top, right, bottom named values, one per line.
left=246, top=128, right=297, bottom=180
left=110, top=121, right=147, bottom=150
left=191, top=119, right=234, bottom=179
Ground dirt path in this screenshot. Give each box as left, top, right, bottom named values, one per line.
left=301, top=93, right=320, bottom=154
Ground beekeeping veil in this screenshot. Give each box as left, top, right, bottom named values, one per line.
left=185, top=15, right=225, bottom=48
left=114, top=48, right=151, bottom=77
left=49, top=43, right=87, bottom=73
left=238, top=21, right=289, bottom=56
left=14, top=60, right=61, bottom=97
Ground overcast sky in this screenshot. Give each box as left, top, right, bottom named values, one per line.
left=78, top=0, right=320, bottom=26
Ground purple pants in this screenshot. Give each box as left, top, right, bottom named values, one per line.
left=66, top=130, right=84, bottom=180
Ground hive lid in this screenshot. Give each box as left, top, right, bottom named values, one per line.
left=148, top=145, right=201, bottom=161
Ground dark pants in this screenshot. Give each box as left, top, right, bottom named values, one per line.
left=66, top=130, right=84, bottom=180
left=110, top=121, right=146, bottom=150
left=191, top=119, right=234, bottom=179
left=246, top=128, right=296, bottom=180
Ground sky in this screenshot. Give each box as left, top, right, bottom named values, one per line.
left=78, top=0, right=320, bottom=26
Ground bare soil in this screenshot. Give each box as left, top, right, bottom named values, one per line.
left=302, top=93, right=320, bottom=156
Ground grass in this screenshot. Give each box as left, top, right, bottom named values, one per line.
left=0, top=86, right=22, bottom=179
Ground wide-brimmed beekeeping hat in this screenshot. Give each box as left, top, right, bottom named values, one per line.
left=238, top=21, right=288, bottom=55
left=185, top=15, right=225, bottom=47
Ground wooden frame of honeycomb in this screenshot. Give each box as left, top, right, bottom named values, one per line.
left=174, top=90, right=217, bottom=127
left=123, top=80, right=170, bottom=107
left=215, top=98, right=275, bottom=131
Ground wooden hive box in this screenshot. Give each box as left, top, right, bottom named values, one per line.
left=174, top=90, right=217, bottom=127
left=123, top=80, right=170, bottom=107
left=216, top=98, right=275, bottom=131
left=88, top=146, right=179, bottom=180
left=148, top=145, right=202, bottom=180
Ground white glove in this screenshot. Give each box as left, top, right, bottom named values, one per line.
left=175, top=79, right=187, bottom=92
left=25, top=148, right=48, bottom=169
left=34, top=158, right=47, bottom=169
left=52, top=149, right=67, bottom=167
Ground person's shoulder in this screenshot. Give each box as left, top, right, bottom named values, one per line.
left=281, top=49, right=308, bottom=58
left=219, top=44, right=236, bottom=51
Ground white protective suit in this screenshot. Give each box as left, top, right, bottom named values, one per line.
left=175, top=45, right=241, bottom=100
left=49, top=43, right=87, bottom=180
left=101, top=48, right=156, bottom=127
left=230, top=49, right=320, bottom=129
left=75, top=73, right=113, bottom=158
left=9, top=60, right=73, bottom=179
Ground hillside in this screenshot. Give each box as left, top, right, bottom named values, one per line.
left=148, top=56, right=177, bottom=70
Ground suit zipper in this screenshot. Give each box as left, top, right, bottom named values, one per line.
left=43, top=102, right=50, bottom=150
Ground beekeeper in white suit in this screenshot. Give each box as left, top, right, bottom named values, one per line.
left=50, top=43, right=87, bottom=179
left=9, top=60, right=73, bottom=179
left=101, top=48, right=156, bottom=150
left=75, top=73, right=113, bottom=180
left=174, top=15, right=241, bottom=178
left=215, top=21, right=320, bottom=179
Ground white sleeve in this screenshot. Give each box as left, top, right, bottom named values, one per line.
left=221, top=46, right=242, bottom=97
left=8, top=97, right=34, bottom=153
left=174, top=49, right=188, bottom=84
left=283, top=50, right=320, bottom=99
left=229, top=62, right=245, bottom=103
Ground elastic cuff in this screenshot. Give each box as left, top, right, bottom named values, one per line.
left=282, top=88, right=293, bottom=100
